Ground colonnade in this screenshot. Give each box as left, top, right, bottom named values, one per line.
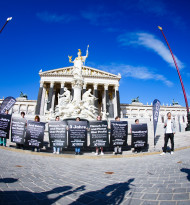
left=35, top=81, right=120, bottom=118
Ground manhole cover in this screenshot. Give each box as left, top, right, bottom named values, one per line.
left=15, top=165, right=23, bottom=167
left=105, top=172, right=114, bottom=175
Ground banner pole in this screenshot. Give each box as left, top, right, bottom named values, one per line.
left=158, top=26, right=190, bottom=131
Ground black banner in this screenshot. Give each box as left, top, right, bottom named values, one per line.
left=0, top=96, right=16, bottom=113
left=11, top=118, right=26, bottom=144
left=110, top=121, right=128, bottom=146
left=48, top=121, right=67, bottom=148
left=25, top=121, right=45, bottom=148
left=68, top=121, right=87, bottom=147
left=131, top=124, right=148, bottom=148
left=0, top=114, right=11, bottom=139
left=89, top=121, right=108, bottom=147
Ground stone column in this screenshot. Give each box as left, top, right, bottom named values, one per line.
left=40, top=84, right=46, bottom=115
left=47, top=82, right=54, bottom=111
left=113, top=85, right=117, bottom=118
left=18, top=104, right=21, bottom=114
left=83, top=83, right=87, bottom=95
left=102, top=89, right=106, bottom=112
left=71, top=82, right=74, bottom=99
left=51, top=89, right=56, bottom=111
left=93, top=83, right=98, bottom=108
left=60, top=82, right=65, bottom=95
left=115, top=85, right=121, bottom=117
left=35, top=81, right=44, bottom=115
left=104, top=84, right=109, bottom=114
left=26, top=104, right=28, bottom=115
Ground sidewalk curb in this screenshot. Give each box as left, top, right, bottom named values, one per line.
left=1, top=145, right=190, bottom=159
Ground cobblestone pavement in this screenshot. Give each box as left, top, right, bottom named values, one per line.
left=0, top=147, right=190, bottom=205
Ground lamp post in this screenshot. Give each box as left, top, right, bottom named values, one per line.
left=0, top=17, right=12, bottom=34
left=158, top=26, right=190, bottom=131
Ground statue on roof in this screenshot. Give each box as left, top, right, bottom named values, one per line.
left=68, top=45, right=89, bottom=66
left=172, top=99, right=179, bottom=105
left=68, top=45, right=89, bottom=79
left=131, top=96, right=139, bottom=103
left=20, top=91, right=28, bottom=99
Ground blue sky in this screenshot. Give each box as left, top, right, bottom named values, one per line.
left=0, top=0, right=190, bottom=107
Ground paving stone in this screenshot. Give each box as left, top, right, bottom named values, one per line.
left=173, top=193, right=189, bottom=200
left=142, top=193, right=158, bottom=200
left=173, top=188, right=187, bottom=193
left=177, top=201, right=190, bottom=205
left=160, top=202, right=176, bottom=205
left=158, top=193, right=173, bottom=200
left=123, top=198, right=144, bottom=205
left=158, top=188, right=173, bottom=193
left=142, top=201, right=159, bottom=205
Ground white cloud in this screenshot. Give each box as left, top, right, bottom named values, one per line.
left=118, top=32, right=184, bottom=69
left=98, top=64, right=173, bottom=87
left=36, top=11, right=75, bottom=23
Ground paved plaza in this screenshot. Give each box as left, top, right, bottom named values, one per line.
left=0, top=147, right=190, bottom=205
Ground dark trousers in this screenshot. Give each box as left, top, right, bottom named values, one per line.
left=163, top=133, right=174, bottom=152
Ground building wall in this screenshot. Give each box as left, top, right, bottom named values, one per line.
left=0, top=99, right=188, bottom=133
left=120, top=102, right=188, bottom=134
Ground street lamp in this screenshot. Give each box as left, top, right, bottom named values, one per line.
left=0, top=17, right=12, bottom=34
left=158, top=26, right=190, bottom=131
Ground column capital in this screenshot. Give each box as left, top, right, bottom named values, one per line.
left=40, top=81, right=44, bottom=87
left=83, top=83, right=87, bottom=89
left=61, top=81, right=65, bottom=88
left=50, top=81, right=54, bottom=88
left=93, top=83, right=98, bottom=90
left=115, top=84, right=119, bottom=91
left=104, top=84, right=109, bottom=90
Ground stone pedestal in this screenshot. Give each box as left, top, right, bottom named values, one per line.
left=72, top=78, right=84, bottom=102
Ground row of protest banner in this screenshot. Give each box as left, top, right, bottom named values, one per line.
left=0, top=114, right=148, bottom=149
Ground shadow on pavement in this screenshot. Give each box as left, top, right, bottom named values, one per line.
left=0, top=177, right=86, bottom=204
left=0, top=178, right=18, bottom=183
left=69, top=178, right=135, bottom=205
left=181, top=168, right=190, bottom=181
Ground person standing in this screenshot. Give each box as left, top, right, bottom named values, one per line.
left=0, top=109, right=9, bottom=147
left=132, top=119, right=141, bottom=153
left=16, top=112, right=27, bottom=149
left=160, top=112, right=176, bottom=155
left=32, top=115, right=41, bottom=152
left=113, top=116, right=122, bottom=155
left=95, top=115, right=104, bottom=155
left=53, top=116, right=61, bottom=154
left=75, top=117, right=81, bottom=155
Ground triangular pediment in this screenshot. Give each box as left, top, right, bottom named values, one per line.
left=39, top=66, right=121, bottom=79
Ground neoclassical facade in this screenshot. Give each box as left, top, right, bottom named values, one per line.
left=0, top=97, right=188, bottom=134
left=35, top=66, right=121, bottom=118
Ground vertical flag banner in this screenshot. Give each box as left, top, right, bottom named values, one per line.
left=153, top=99, right=161, bottom=147
left=0, top=96, right=16, bottom=113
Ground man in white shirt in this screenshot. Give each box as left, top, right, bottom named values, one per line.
left=160, top=112, right=176, bottom=155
